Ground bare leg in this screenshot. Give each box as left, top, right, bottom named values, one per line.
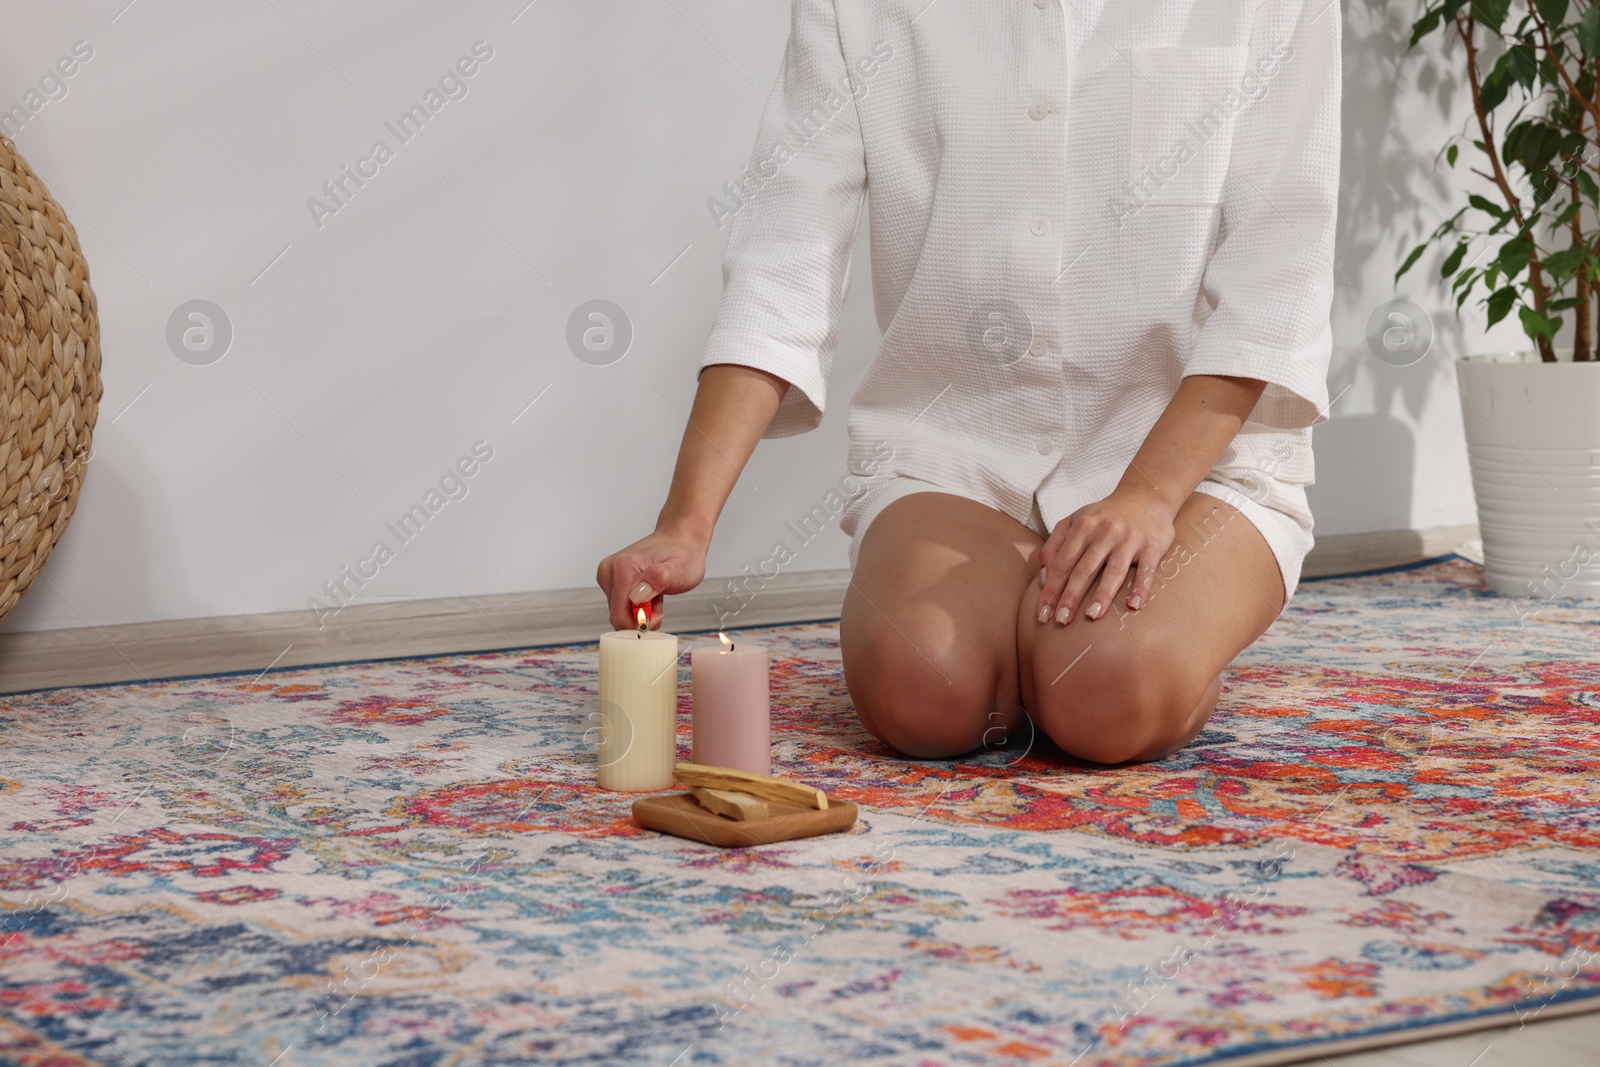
left=839, top=492, right=1042, bottom=759
left=840, top=490, right=1284, bottom=764
left=1016, top=493, right=1285, bottom=764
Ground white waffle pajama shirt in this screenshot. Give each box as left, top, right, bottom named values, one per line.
left=698, top=0, right=1341, bottom=602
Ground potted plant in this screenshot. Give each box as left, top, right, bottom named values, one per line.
left=1402, top=1, right=1600, bottom=600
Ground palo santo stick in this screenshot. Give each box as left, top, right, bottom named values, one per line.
left=674, top=762, right=828, bottom=810
left=689, top=786, right=769, bottom=822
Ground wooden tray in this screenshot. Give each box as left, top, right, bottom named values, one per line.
left=632, top=792, right=858, bottom=847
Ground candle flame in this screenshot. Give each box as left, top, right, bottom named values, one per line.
left=636, top=606, right=648, bottom=630
left=718, top=630, right=734, bottom=652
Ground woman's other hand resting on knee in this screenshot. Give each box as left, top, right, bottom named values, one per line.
left=1036, top=374, right=1268, bottom=627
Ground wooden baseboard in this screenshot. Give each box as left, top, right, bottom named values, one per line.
left=0, top=568, right=852, bottom=695
left=0, top=524, right=1477, bottom=695
left=1299, top=523, right=1477, bottom=579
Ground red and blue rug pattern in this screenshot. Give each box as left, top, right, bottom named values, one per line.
left=1, top=558, right=1597, bottom=1065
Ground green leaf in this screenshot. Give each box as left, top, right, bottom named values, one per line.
left=1519, top=304, right=1562, bottom=343
left=1481, top=58, right=1514, bottom=111
left=1440, top=240, right=1469, bottom=277
left=1452, top=266, right=1480, bottom=292
left=1447, top=143, right=1459, bottom=167
left=1469, top=193, right=1508, bottom=218
left=1543, top=242, right=1585, bottom=281
left=1549, top=200, right=1582, bottom=230
left=1494, top=233, right=1535, bottom=277
left=1477, top=0, right=1512, bottom=31
left=1507, top=40, right=1539, bottom=89
left=1409, top=7, right=1443, bottom=49
left=1558, top=132, right=1593, bottom=174
left=1486, top=285, right=1519, bottom=327
left=1539, top=52, right=1567, bottom=93
left=1583, top=7, right=1600, bottom=57
left=1547, top=296, right=1581, bottom=312
left=1581, top=169, right=1600, bottom=206
left=1456, top=273, right=1479, bottom=312
left=1535, top=0, right=1570, bottom=27
left=1504, top=120, right=1565, bottom=171
left=1395, top=241, right=1429, bottom=283
left=1528, top=171, right=1561, bottom=208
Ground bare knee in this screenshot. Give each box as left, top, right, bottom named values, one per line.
left=844, top=630, right=1007, bottom=760
left=1029, top=642, right=1217, bottom=764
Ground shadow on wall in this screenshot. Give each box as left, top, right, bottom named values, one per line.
left=1317, top=0, right=1480, bottom=526
left=1307, top=413, right=1415, bottom=537
left=1338, top=0, right=1476, bottom=364
left=0, top=440, right=191, bottom=632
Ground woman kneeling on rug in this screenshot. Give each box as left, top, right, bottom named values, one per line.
left=597, top=0, right=1340, bottom=764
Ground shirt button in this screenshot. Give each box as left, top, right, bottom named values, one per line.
left=1030, top=216, right=1049, bottom=236
left=1029, top=338, right=1048, bottom=356
left=1036, top=437, right=1056, bottom=455
left=1028, top=99, right=1051, bottom=121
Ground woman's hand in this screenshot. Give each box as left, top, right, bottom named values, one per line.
left=596, top=524, right=710, bottom=631
left=593, top=365, right=788, bottom=632
left=1037, top=487, right=1176, bottom=624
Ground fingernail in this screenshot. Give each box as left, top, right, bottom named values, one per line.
left=1128, top=594, right=1143, bottom=610
left=628, top=582, right=652, bottom=604
left=1054, top=604, right=1071, bottom=625
left=1037, top=603, right=1052, bottom=624
left=1086, top=602, right=1102, bottom=620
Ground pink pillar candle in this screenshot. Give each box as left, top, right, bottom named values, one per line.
left=690, top=635, right=770, bottom=776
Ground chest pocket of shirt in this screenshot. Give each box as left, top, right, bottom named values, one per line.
left=1129, top=46, right=1250, bottom=207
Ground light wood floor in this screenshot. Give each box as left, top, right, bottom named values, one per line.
left=1319, top=1010, right=1599, bottom=1066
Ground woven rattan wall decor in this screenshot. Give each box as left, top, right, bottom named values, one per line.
left=0, top=133, right=102, bottom=623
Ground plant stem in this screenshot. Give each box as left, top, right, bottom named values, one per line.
left=1532, top=12, right=1600, bottom=130
left=1458, top=15, right=1556, bottom=361
left=1580, top=57, right=1593, bottom=363
left=1572, top=61, right=1592, bottom=363
left=1572, top=172, right=1590, bottom=360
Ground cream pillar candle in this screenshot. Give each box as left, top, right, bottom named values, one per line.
left=597, top=609, right=680, bottom=791
left=690, top=632, right=771, bottom=777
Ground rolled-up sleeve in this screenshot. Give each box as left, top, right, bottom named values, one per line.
left=1183, top=0, right=1341, bottom=430
left=698, top=0, right=868, bottom=438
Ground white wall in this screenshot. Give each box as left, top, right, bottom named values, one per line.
left=1310, top=0, right=1529, bottom=537
left=0, top=1, right=1511, bottom=633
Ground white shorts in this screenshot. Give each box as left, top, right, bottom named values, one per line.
left=839, top=474, right=1313, bottom=604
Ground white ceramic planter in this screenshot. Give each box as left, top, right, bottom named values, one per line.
left=1456, top=348, right=1600, bottom=600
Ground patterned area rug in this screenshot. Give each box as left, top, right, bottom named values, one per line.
left=2, top=557, right=1598, bottom=1066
